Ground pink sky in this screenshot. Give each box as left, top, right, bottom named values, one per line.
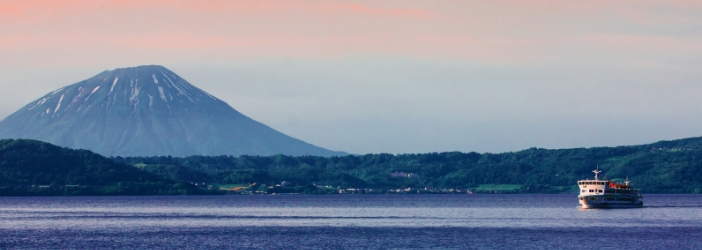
left=1, top=0, right=702, bottom=153
left=1, top=0, right=700, bottom=69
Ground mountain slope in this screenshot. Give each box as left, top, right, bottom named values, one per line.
left=0, top=65, right=345, bottom=157
left=0, top=139, right=213, bottom=195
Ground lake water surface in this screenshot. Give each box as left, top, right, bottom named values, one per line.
left=1, top=194, right=701, bottom=249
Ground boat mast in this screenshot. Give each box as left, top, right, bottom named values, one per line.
left=593, top=166, right=602, bottom=180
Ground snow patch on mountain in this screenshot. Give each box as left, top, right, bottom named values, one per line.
left=166, top=77, right=195, bottom=103
left=84, top=86, right=100, bottom=102
left=53, top=94, right=64, bottom=115
left=160, top=72, right=172, bottom=88
left=28, top=97, right=49, bottom=110
left=158, top=86, right=167, bottom=102
left=178, top=78, right=193, bottom=90
left=110, top=77, right=119, bottom=93
left=130, top=82, right=141, bottom=106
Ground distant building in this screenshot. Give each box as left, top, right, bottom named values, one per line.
left=389, top=172, right=419, bottom=178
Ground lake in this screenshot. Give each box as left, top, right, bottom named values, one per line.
left=1, top=194, right=701, bottom=249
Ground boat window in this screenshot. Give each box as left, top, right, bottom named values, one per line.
left=589, top=189, right=594, bottom=192
left=581, top=190, right=585, bottom=193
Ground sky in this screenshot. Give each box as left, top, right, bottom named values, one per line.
left=1, top=0, right=701, bottom=154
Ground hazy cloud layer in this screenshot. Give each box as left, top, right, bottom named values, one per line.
left=1, top=0, right=701, bottom=154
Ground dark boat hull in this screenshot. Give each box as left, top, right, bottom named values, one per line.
left=579, top=199, right=643, bottom=209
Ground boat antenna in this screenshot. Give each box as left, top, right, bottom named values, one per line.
left=625, top=176, right=630, bottom=186
left=593, top=166, right=602, bottom=180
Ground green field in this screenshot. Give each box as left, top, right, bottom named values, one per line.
left=474, top=184, right=523, bottom=191
left=218, top=184, right=248, bottom=190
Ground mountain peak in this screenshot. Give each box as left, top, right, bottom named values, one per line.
left=0, top=65, right=345, bottom=157
left=110, top=64, right=166, bottom=71
left=95, top=65, right=169, bottom=79
left=19, top=65, right=216, bottom=120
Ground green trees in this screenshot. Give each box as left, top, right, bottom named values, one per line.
left=0, top=139, right=218, bottom=196
left=113, top=137, right=702, bottom=193
left=4, top=136, right=702, bottom=195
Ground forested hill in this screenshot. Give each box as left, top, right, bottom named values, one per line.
left=115, top=137, right=702, bottom=193
left=2, top=137, right=701, bottom=195
left=0, top=139, right=216, bottom=195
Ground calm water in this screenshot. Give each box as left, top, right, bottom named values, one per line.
left=1, top=194, right=701, bottom=249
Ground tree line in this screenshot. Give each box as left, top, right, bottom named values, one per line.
left=114, top=136, right=702, bottom=193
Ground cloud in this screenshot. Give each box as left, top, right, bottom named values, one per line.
left=1, top=0, right=700, bottom=67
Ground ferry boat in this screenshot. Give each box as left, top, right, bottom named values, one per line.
left=577, top=168, right=643, bottom=209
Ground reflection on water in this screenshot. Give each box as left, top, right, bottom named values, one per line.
left=1, top=194, right=701, bottom=249
left=1, top=194, right=701, bottom=229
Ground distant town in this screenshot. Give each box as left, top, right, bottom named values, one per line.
left=215, top=172, right=514, bottom=195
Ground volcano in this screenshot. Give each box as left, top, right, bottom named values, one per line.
left=0, top=65, right=345, bottom=157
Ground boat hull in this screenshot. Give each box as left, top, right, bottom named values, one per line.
left=579, top=200, right=643, bottom=209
